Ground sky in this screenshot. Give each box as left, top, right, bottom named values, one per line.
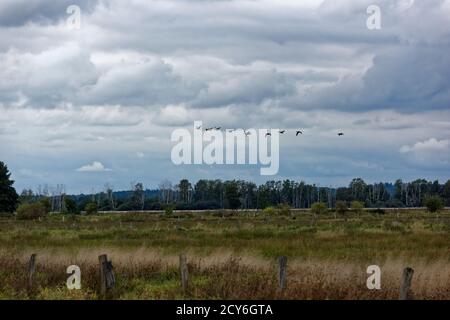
left=0, top=0, right=450, bottom=194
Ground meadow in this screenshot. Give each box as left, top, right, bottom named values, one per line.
left=0, top=209, right=449, bottom=299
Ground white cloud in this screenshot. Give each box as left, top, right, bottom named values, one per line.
left=399, top=138, right=450, bottom=153
left=399, top=138, right=450, bottom=166
left=76, top=161, right=111, bottom=172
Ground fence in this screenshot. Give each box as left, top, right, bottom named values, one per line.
left=25, top=253, right=415, bottom=300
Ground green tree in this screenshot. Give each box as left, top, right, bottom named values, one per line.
left=132, top=182, right=145, bottom=210
left=0, top=162, right=19, bottom=213
left=443, top=180, right=450, bottom=206
left=349, top=178, right=367, bottom=202
left=178, top=179, right=192, bottom=203
left=424, top=196, right=444, bottom=213
left=224, top=181, right=241, bottom=209
left=64, top=197, right=79, bottom=214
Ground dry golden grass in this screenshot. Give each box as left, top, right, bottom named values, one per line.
left=1, top=249, right=449, bottom=300
left=0, top=210, right=449, bottom=299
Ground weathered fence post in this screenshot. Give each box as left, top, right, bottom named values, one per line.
left=28, top=254, right=37, bottom=290
left=278, top=256, right=287, bottom=291
left=399, top=267, right=414, bottom=300
left=179, top=253, right=189, bottom=294
left=98, top=254, right=115, bottom=298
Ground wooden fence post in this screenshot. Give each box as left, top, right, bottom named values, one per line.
left=28, top=254, right=37, bottom=290
left=278, top=256, right=287, bottom=291
left=399, top=267, right=414, bottom=300
left=98, top=254, right=115, bottom=298
left=179, top=254, right=189, bottom=294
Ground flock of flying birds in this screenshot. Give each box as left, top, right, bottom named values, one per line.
left=195, top=125, right=344, bottom=137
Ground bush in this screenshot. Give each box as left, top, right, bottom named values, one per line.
left=351, top=201, right=364, bottom=215
left=39, top=197, right=51, bottom=213
left=368, top=208, right=385, bottom=215
left=277, top=203, right=291, bottom=215
left=425, top=196, right=444, bottom=213
left=311, top=202, right=327, bottom=215
left=85, top=202, right=98, bottom=215
left=16, top=203, right=47, bottom=220
left=335, top=201, right=348, bottom=215
left=164, top=204, right=175, bottom=215
left=263, top=206, right=277, bottom=215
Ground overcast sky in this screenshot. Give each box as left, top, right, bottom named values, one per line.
left=1, top=0, right=450, bottom=193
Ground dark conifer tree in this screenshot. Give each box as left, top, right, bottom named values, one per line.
left=0, top=162, right=19, bottom=213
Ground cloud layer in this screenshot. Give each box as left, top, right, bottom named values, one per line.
left=0, top=0, right=449, bottom=192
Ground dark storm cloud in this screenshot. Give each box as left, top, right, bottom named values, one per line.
left=1, top=0, right=450, bottom=192
left=1, top=0, right=449, bottom=112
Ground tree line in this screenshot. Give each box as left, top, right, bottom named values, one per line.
left=13, top=177, right=450, bottom=214
left=1, top=161, right=449, bottom=214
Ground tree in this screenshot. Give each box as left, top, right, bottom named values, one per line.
left=178, top=179, right=192, bottom=203
left=132, top=182, right=145, bottom=210
left=424, top=196, right=444, bottom=213
left=19, top=189, right=34, bottom=204
left=349, top=178, right=367, bottom=202
left=64, top=197, right=79, bottom=214
left=443, top=180, right=450, bottom=206
left=224, top=181, right=241, bottom=209
left=0, top=162, right=19, bottom=213
left=351, top=201, right=364, bottom=216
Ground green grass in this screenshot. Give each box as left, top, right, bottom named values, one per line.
left=1, top=210, right=449, bottom=261
left=0, top=210, right=449, bottom=299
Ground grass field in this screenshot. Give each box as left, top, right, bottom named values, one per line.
left=0, top=209, right=449, bottom=299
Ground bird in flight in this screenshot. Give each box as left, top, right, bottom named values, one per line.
left=296, top=130, right=303, bottom=136
left=279, top=130, right=286, bottom=134
left=338, top=132, right=344, bottom=136
left=195, top=125, right=202, bottom=130
left=244, top=130, right=251, bottom=136
left=215, top=127, right=221, bottom=130
left=265, top=132, right=272, bottom=137
left=205, top=127, right=213, bottom=131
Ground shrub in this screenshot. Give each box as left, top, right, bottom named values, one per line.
left=335, top=201, right=348, bottom=215
left=263, top=206, right=277, bottom=215
left=311, top=202, right=327, bottom=215
left=16, top=203, right=47, bottom=220
left=425, top=196, right=444, bottom=213
left=368, top=208, right=385, bottom=215
left=39, top=197, right=52, bottom=213
left=164, top=204, right=175, bottom=215
left=350, top=201, right=364, bottom=215
left=85, top=202, right=98, bottom=215
left=277, top=203, right=291, bottom=215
